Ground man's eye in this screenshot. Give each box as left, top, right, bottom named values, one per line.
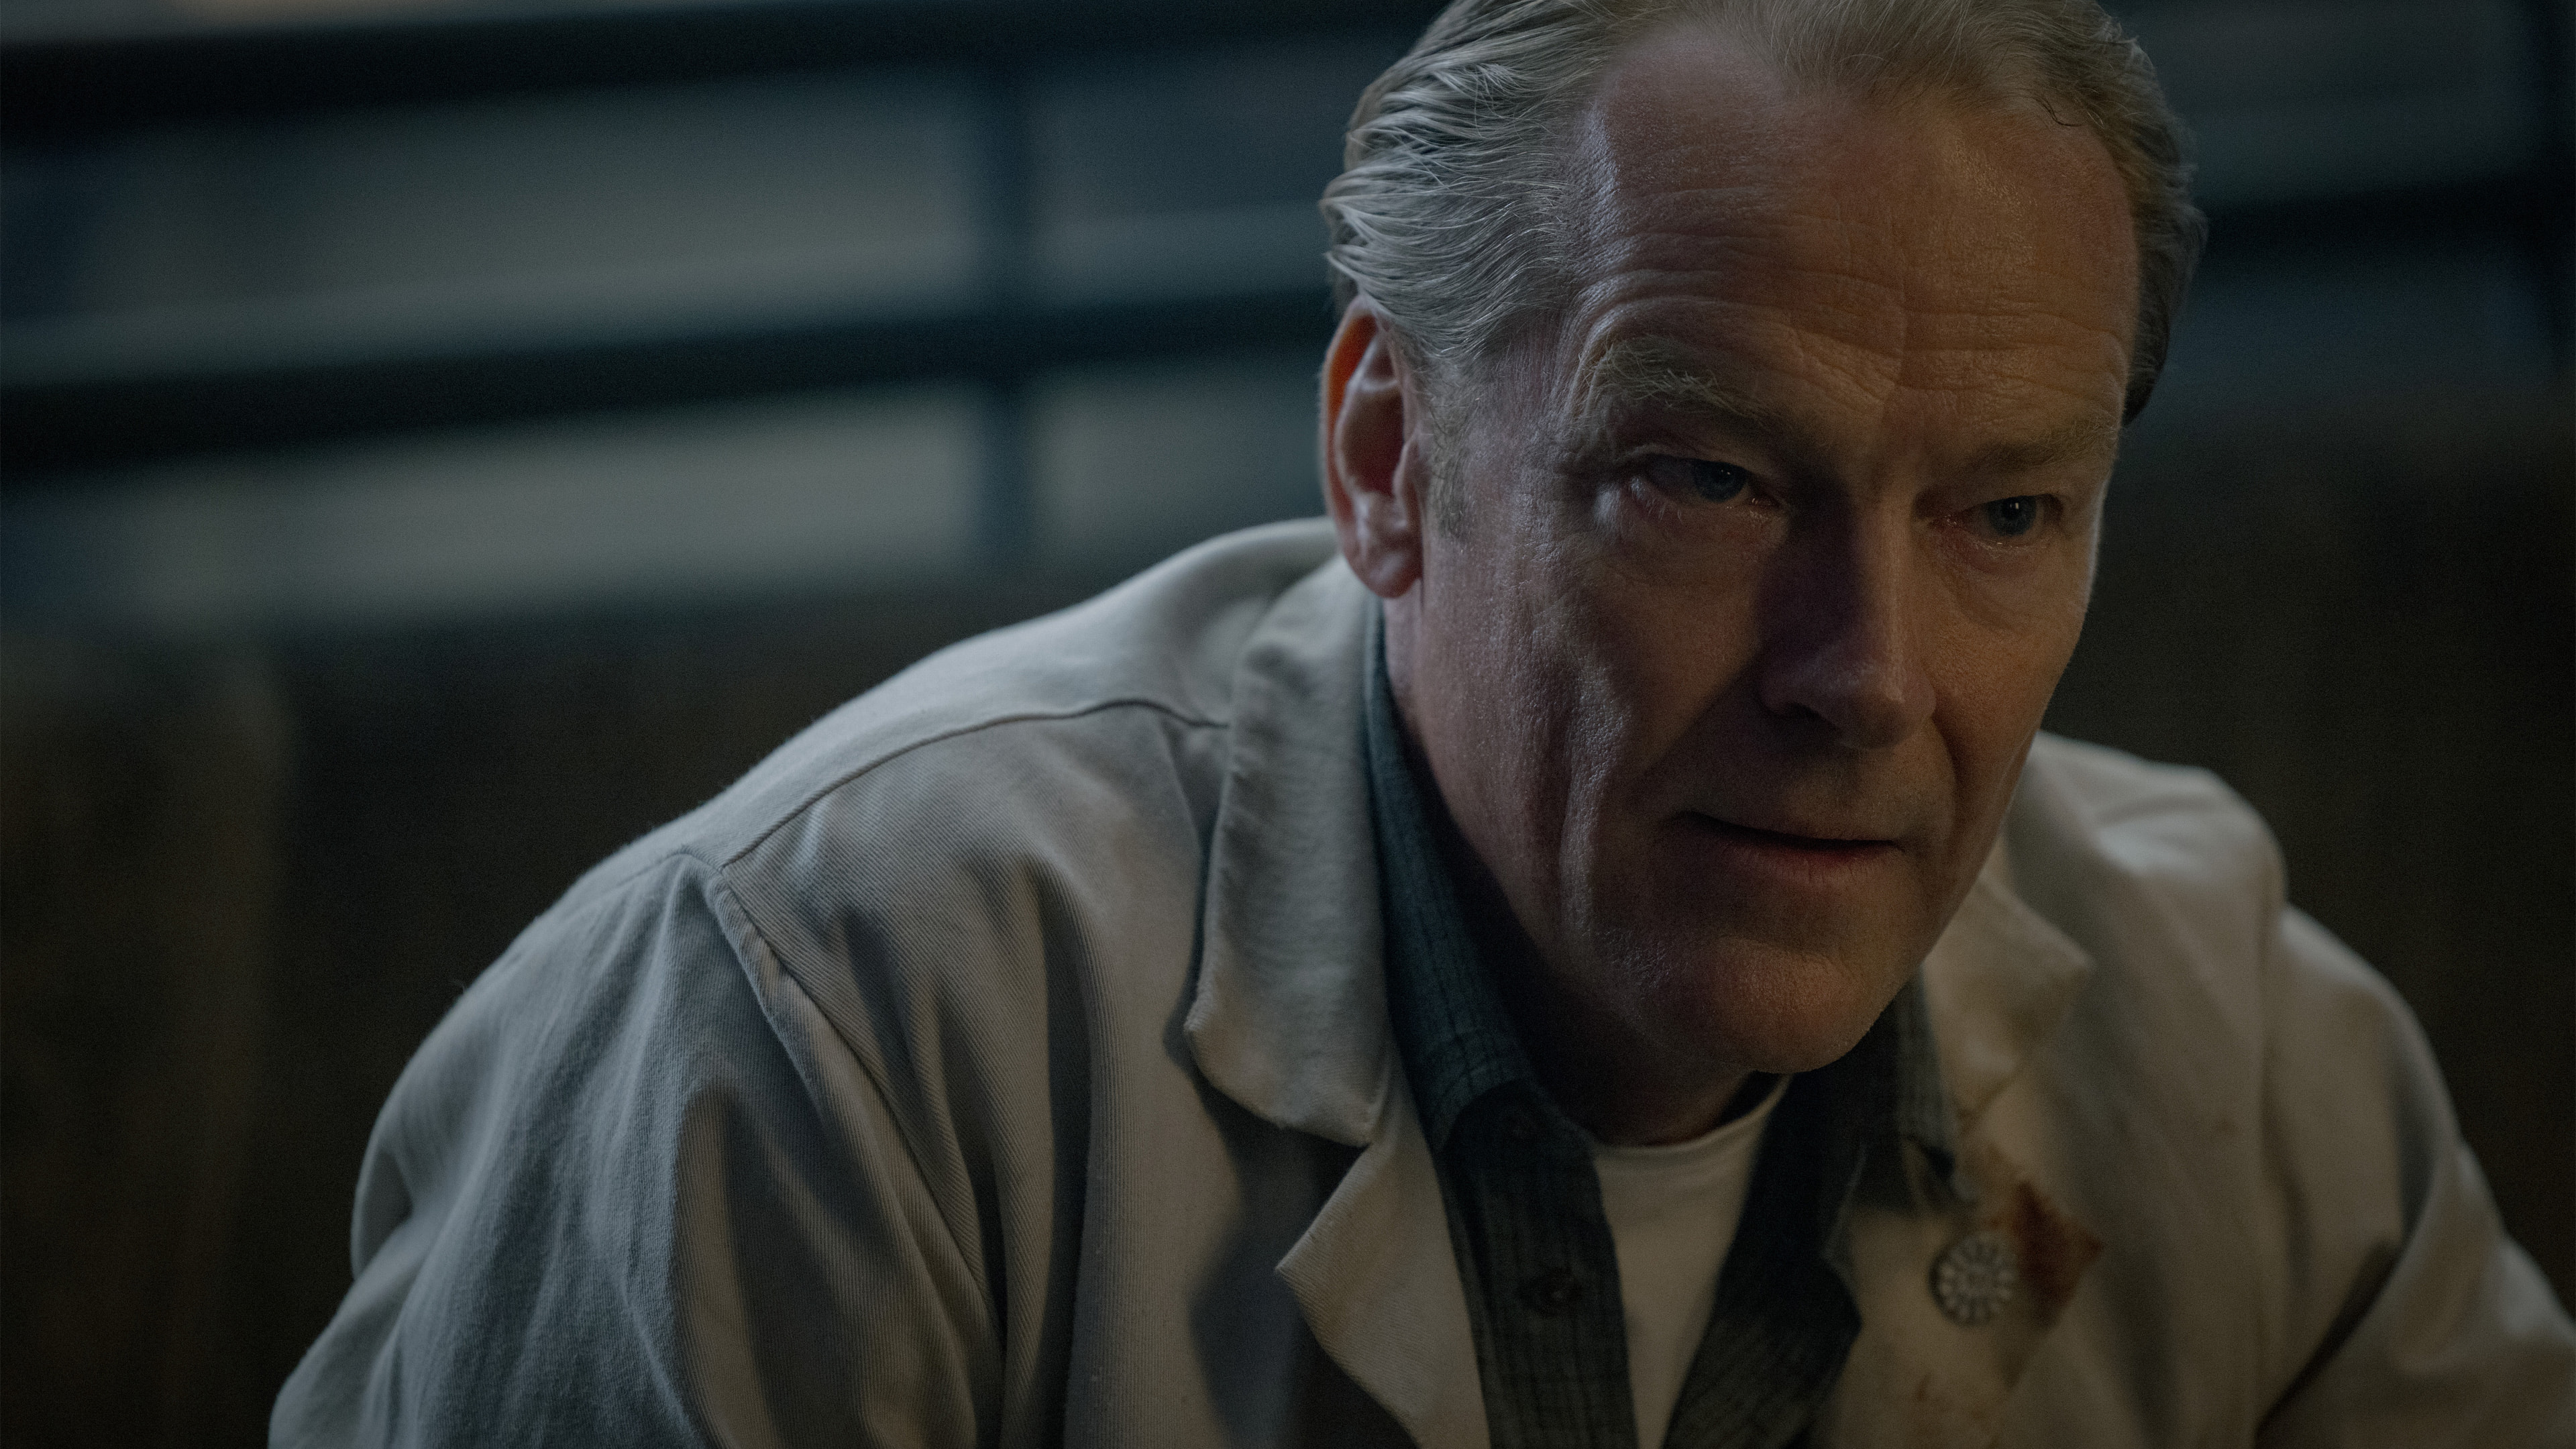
left=1641, top=455, right=1752, bottom=504
left=1980, top=496, right=2043, bottom=538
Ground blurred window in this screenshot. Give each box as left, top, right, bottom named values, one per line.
left=0, top=0, right=2563, bottom=633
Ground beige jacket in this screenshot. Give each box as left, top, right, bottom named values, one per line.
left=274, top=519, right=2574, bottom=1448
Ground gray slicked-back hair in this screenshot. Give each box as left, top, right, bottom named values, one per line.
left=1322, top=0, right=2204, bottom=433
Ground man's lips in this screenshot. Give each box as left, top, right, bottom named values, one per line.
left=1677, top=815, right=1907, bottom=891
left=1692, top=814, right=1898, bottom=853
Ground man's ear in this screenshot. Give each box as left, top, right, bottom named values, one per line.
left=1320, top=301, right=1428, bottom=599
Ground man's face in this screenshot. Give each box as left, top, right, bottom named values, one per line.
left=1385, top=28, right=2138, bottom=1116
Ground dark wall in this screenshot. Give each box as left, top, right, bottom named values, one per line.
left=3, top=379, right=2569, bottom=1449
left=2050, top=381, right=2574, bottom=1290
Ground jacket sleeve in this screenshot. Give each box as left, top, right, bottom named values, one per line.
left=269, top=852, right=996, bottom=1449
left=2255, top=906, right=2576, bottom=1447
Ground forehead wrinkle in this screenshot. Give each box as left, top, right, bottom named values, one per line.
left=1960, top=413, right=2120, bottom=476
left=1888, top=294, right=2135, bottom=441
left=1567, top=325, right=2120, bottom=490
left=1572, top=333, right=1819, bottom=455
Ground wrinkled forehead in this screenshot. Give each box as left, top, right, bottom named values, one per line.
left=1511, top=20, right=2139, bottom=441
left=1556, top=19, right=2139, bottom=344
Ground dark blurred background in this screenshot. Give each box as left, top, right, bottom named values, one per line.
left=0, top=0, right=2567, bottom=1442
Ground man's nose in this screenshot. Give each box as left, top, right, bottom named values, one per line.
left=1754, top=523, right=1936, bottom=750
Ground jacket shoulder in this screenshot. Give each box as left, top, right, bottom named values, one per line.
left=2012, top=731, right=2284, bottom=918
left=557, top=519, right=1342, bottom=909
left=2000, top=731, right=2288, bottom=1073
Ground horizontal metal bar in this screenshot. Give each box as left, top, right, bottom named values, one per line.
left=0, top=0, right=1441, bottom=143
left=3, top=173, right=2559, bottom=482
left=2, top=285, right=1340, bottom=477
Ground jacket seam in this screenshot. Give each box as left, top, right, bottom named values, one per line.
left=718, top=697, right=1230, bottom=871
left=702, top=869, right=997, bottom=1313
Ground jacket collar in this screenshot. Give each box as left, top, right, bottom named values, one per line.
left=1184, top=557, right=1389, bottom=1148
left=1183, top=559, right=1489, bottom=1445
left=1920, top=834, right=2096, bottom=1133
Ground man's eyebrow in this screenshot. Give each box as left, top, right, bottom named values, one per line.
left=1582, top=337, right=2120, bottom=477
left=1963, top=416, right=2121, bottom=476
left=1574, top=337, right=1800, bottom=444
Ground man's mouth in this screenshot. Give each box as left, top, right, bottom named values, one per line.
left=1692, top=815, right=1898, bottom=857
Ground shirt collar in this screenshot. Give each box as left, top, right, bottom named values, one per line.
left=1361, top=603, right=1960, bottom=1182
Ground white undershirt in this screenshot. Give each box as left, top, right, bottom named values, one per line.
left=1589, top=1075, right=1790, bottom=1449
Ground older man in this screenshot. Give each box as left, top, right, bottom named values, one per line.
left=276, top=1, right=2575, bottom=1445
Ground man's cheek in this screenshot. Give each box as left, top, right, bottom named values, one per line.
left=1547, top=576, right=1737, bottom=751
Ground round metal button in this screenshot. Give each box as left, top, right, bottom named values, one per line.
left=1931, top=1229, right=2019, bottom=1326
left=1519, top=1267, right=1585, bottom=1316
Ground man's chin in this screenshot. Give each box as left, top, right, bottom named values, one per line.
left=1616, top=929, right=1923, bottom=1076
